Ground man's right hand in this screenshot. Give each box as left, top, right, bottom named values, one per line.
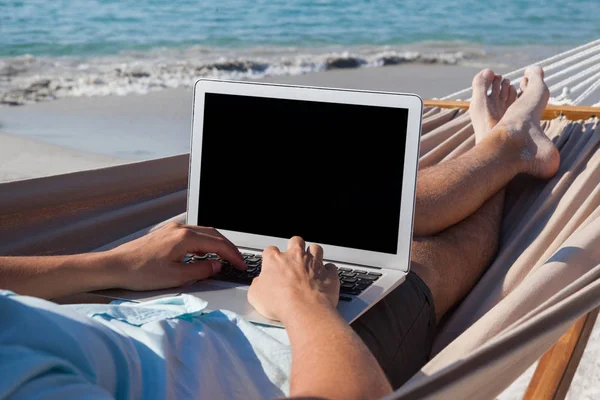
left=250, top=237, right=393, bottom=399
left=106, top=222, right=247, bottom=291
left=248, top=236, right=339, bottom=323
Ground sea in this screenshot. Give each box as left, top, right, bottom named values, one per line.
left=1, top=0, right=599, bottom=105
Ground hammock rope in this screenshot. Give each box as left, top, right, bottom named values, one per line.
left=441, top=39, right=600, bottom=106
left=547, top=62, right=600, bottom=93
left=573, top=73, right=600, bottom=105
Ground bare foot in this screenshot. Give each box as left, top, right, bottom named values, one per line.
left=493, top=66, right=560, bottom=179
left=469, top=69, right=518, bottom=143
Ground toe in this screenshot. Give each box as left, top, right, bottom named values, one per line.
left=523, top=65, right=550, bottom=102
left=472, top=69, right=495, bottom=96
left=500, top=78, right=510, bottom=102
left=507, top=85, right=518, bottom=106
left=491, top=74, right=502, bottom=97
left=525, top=65, right=544, bottom=81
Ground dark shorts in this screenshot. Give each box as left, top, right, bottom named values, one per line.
left=351, top=271, right=436, bottom=389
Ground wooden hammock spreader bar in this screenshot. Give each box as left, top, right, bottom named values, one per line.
left=523, top=308, right=599, bottom=400
left=423, top=100, right=600, bottom=121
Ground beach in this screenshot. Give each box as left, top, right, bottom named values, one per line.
left=2, top=60, right=599, bottom=400
left=1, top=0, right=599, bottom=397
left=2, top=0, right=600, bottom=395
left=0, top=131, right=123, bottom=183
left=0, top=63, right=497, bottom=182
left=2, top=0, right=598, bottom=183
left=3, top=60, right=599, bottom=399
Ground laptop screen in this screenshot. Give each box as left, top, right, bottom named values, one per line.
left=197, top=92, right=408, bottom=254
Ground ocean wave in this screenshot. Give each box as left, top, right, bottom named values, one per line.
left=0, top=47, right=483, bottom=106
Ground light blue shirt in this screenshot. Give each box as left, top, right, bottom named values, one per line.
left=0, top=291, right=292, bottom=399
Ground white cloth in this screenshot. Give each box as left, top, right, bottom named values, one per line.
left=0, top=291, right=292, bottom=399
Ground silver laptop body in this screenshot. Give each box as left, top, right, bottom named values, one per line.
left=98, top=79, right=422, bottom=328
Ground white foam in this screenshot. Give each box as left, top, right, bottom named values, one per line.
left=0, top=46, right=479, bottom=106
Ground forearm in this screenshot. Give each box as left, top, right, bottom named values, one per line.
left=0, top=252, right=120, bottom=299
left=284, top=297, right=392, bottom=400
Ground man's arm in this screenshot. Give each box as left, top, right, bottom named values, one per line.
left=0, top=252, right=121, bottom=300
left=0, top=222, right=246, bottom=299
left=249, top=237, right=392, bottom=400
left=285, top=298, right=391, bottom=400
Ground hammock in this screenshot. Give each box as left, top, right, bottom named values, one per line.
left=390, top=109, right=600, bottom=400
left=443, top=38, right=600, bottom=107
left=1, top=41, right=600, bottom=400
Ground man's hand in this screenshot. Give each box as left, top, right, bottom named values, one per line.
left=248, top=236, right=339, bottom=323
left=107, top=222, right=247, bottom=291
left=0, top=222, right=247, bottom=300
left=250, top=237, right=392, bottom=399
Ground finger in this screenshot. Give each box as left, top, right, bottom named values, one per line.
left=288, top=236, right=306, bottom=252
left=324, top=263, right=341, bottom=292
left=175, top=259, right=222, bottom=283
left=324, top=263, right=339, bottom=279
left=180, top=231, right=247, bottom=270
left=263, top=246, right=281, bottom=257
left=184, top=225, right=243, bottom=262
left=324, top=262, right=337, bottom=272
left=308, top=244, right=324, bottom=264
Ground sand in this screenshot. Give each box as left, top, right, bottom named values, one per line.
left=0, top=64, right=494, bottom=180
left=0, top=131, right=124, bottom=183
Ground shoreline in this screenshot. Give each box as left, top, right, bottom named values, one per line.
left=0, top=63, right=513, bottom=182
left=0, top=63, right=494, bottom=159
left=3, top=41, right=568, bottom=107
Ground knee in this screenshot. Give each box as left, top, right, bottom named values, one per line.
left=410, top=234, right=462, bottom=319
left=410, top=237, right=450, bottom=299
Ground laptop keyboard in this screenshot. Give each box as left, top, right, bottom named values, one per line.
left=189, top=253, right=381, bottom=302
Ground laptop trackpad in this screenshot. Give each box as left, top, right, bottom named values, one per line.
left=179, top=281, right=278, bottom=325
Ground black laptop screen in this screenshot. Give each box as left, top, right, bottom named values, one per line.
left=197, top=92, right=409, bottom=254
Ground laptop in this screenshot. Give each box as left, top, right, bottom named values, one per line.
left=100, top=79, right=422, bottom=327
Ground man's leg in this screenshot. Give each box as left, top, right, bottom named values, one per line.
left=413, top=66, right=560, bottom=319
left=352, top=66, right=560, bottom=388
left=414, top=68, right=559, bottom=236
left=411, top=190, right=504, bottom=321
left=353, top=190, right=504, bottom=387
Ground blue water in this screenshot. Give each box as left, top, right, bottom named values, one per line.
left=1, top=0, right=599, bottom=105
left=2, top=0, right=600, bottom=57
